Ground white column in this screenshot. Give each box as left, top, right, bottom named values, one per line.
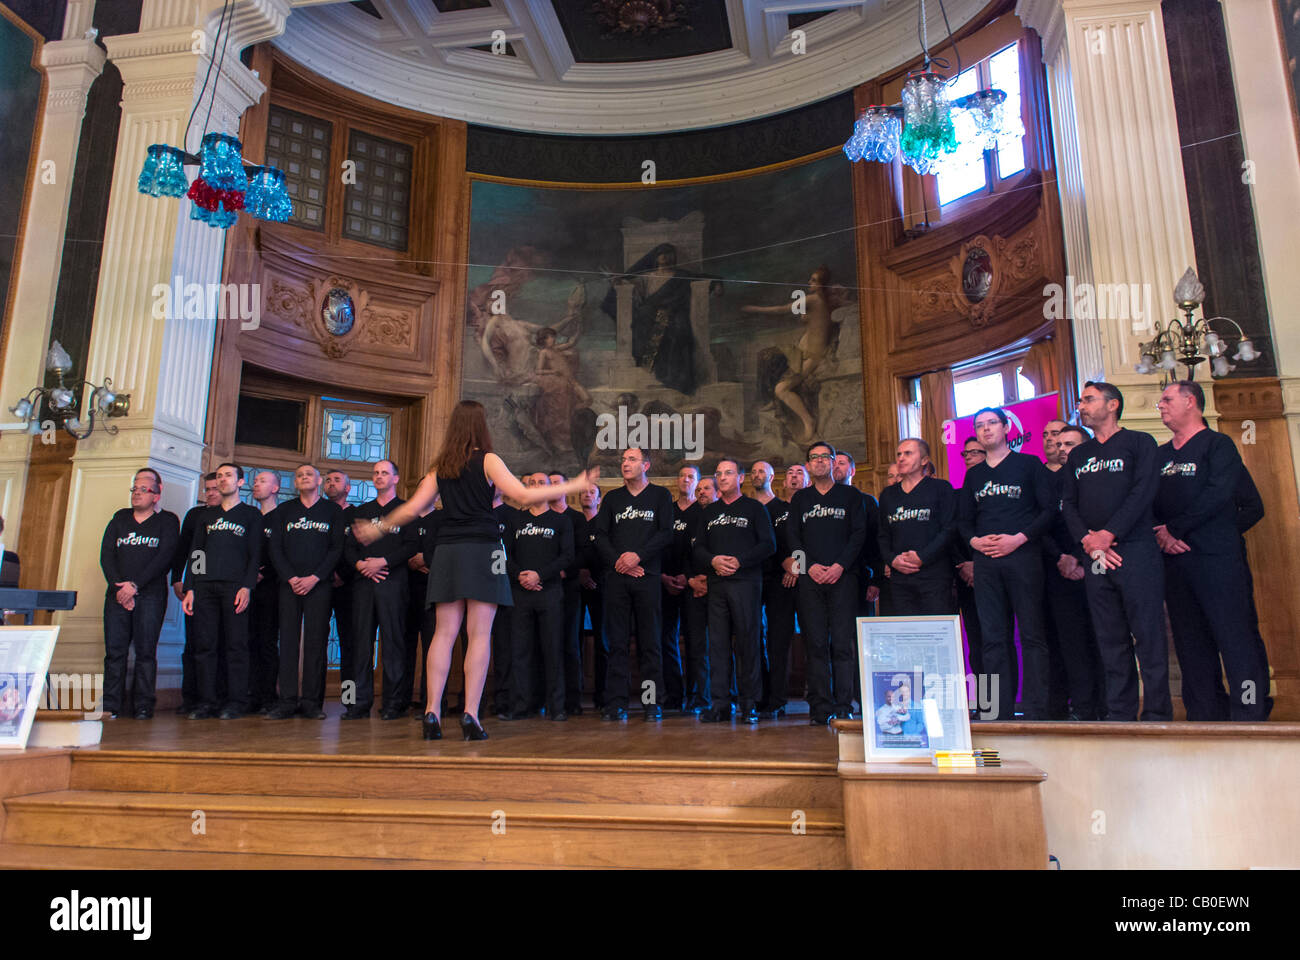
left=0, top=9, right=104, bottom=552
left=1218, top=0, right=1300, bottom=494
left=50, top=0, right=288, bottom=674
left=1018, top=0, right=1200, bottom=432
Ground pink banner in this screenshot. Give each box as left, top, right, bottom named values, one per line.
left=943, top=392, right=1062, bottom=488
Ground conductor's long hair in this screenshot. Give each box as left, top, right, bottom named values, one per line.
left=433, top=400, right=494, bottom=480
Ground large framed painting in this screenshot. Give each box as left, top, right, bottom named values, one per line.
left=462, top=151, right=865, bottom=477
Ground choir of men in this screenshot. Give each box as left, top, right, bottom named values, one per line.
left=101, top=390, right=1271, bottom=724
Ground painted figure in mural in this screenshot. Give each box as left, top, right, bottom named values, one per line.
left=473, top=280, right=590, bottom=456
left=602, top=243, right=722, bottom=396
left=743, top=265, right=846, bottom=445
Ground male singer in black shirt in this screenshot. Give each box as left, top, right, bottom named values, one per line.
left=593, top=447, right=674, bottom=721
left=181, top=463, right=264, bottom=718
left=491, top=490, right=517, bottom=718
left=172, top=471, right=219, bottom=714
left=1062, top=382, right=1172, bottom=721
left=1044, top=424, right=1104, bottom=719
left=661, top=465, right=699, bottom=714
left=787, top=441, right=866, bottom=724
left=959, top=408, right=1054, bottom=721
left=268, top=464, right=344, bottom=719
left=694, top=460, right=776, bottom=723
left=1154, top=381, right=1271, bottom=721
left=323, top=470, right=355, bottom=708
left=577, top=482, right=605, bottom=710
left=343, top=459, right=418, bottom=720
left=100, top=468, right=180, bottom=719
left=505, top=474, right=575, bottom=720
left=878, top=438, right=955, bottom=615
left=549, top=471, right=587, bottom=714
left=248, top=470, right=281, bottom=714
left=754, top=460, right=799, bottom=719
left=403, top=504, right=439, bottom=716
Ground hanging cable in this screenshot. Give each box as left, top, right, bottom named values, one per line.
left=200, top=0, right=237, bottom=139
left=183, top=0, right=233, bottom=152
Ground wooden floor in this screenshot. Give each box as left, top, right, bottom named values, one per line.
left=0, top=707, right=847, bottom=869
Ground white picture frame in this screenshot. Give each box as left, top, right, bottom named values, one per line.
left=857, top=615, right=972, bottom=763
left=0, top=625, right=60, bottom=750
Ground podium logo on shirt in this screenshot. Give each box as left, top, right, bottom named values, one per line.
left=287, top=518, right=332, bottom=533
left=888, top=507, right=931, bottom=524
left=615, top=506, right=656, bottom=523
left=516, top=522, right=555, bottom=539
left=1160, top=461, right=1196, bottom=478
left=116, top=532, right=161, bottom=548
left=673, top=518, right=688, bottom=533
left=974, top=481, right=1021, bottom=502
left=206, top=518, right=246, bottom=536
left=707, top=513, right=750, bottom=530
left=1075, top=456, right=1126, bottom=479
left=802, top=504, right=846, bottom=522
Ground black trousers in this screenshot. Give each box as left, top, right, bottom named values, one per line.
left=511, top=585, right=564, bottom=714
left=580, top=583, right=605, bottom=707
left=490, top=600, right=514, bottom=713
left=973, top=546, right=1047, bottom=721
left=708, top=577, right=763, bottom=708
left=603, top=573, right=664, bottom=710
left=760, top=576, right=797, bottom=711
left=1083, top=538, right=1172, bottom=721
left=1044, top=569, right=1103, bottom=719
left=1165, top=550, right=1272, bottom=721
left=249, top=577, right=280, bottom=709
left=796, top=571, right=859, bottom=716
left=402, top=572, right=434, bottom=708
left=659, top=585, right=687, bottom=708
left=180, top=605, right=225, bottom=707
left=332, top=578, right=354, bottom=702
left=955, top=576, right=984, bottom=682
left=559, top=580, right=583, bottom=711
left=102, top=589, right=167, bottom=714
left=888, top=575, right=954, bottom=616
left=192, top=580, right=250, bottom=712
left=350, top=570, right=408, bottom=714
left=277, top=579, right=334, bottom=710
left=681, top=591, right=710, bottom=707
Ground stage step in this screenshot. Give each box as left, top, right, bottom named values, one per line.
left=3, top=790, right=845, bottom=869
left=0, top=842, right=517, bottom=870
left=69, top=750, right=843, bottom=810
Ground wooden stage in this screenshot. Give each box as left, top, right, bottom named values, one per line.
left=0, top=708, right=849, bottom=869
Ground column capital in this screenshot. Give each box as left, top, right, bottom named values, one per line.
left=1016, top=0, right=1068, bottom=63
left=39, top=38, right=107, bottom=117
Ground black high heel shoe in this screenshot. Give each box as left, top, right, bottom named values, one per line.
left=422, top=712, right=442, bottom=740
left=461, top=713, right=488, bottom=741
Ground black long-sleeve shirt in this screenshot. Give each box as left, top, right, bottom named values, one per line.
left=1153, top=428, right=1244, bottom=555
left=184, top=502, right=264, bottom=590
left=172, top=504, right=206, bottom=586
left=857, top=489, right=883, bottom=587
left=256, top=505, right=278, bottom=585
left=691, top=494, right=776, bottom=582
left=269, top=497, right=345, bottom=581
left=664, top=500, right=697, bottom=577
left=343, top=497, right=419, bottom=571
left=593, top=483, right=675, bottom=577
left=1044, top=468, right=1087, bottom=563
left=958, top=451, right=1054, bottom=545
left=1062, top=428, right=1158, bottom=547
left=786, top=482, right=867, bottom=570
left=417, top=510, right=441, bottom=571
left=505, top=508, right=574, bottom=587
left=101, top=508, right=181, bottom=595
left=761, top=496, right=792, bottom=579
left=1235, top=466, right=1264, bottom=534
left=877, top=476, right=956, bottom=582
left=557, top=507, right=585, bottom=585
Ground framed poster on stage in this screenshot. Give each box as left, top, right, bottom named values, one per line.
left=857, top=615, right=971, bottom=763
left=0, top=625, right=59, bottom=750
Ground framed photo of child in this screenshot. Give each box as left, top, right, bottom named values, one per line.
left=0, top=625, right=60, bottom=750
left=857, top=615, right=972, bottom=762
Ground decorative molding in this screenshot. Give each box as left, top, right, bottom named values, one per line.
left=911, top=232, right=1042, bottom=328
left=271, top=0, right=990, bottom=134
left=1213, top=376, right=1286, bottom=420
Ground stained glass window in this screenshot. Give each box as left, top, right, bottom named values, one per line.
left=323, top=408, right=390, bottom=463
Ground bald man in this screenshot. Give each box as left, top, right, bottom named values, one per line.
left=249, top=470, right=283, bottom=714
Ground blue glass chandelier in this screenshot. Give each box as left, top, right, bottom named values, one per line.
left=844, top=0, right=1010, bottom=176
left=135, top=1, right=290, bottom=229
